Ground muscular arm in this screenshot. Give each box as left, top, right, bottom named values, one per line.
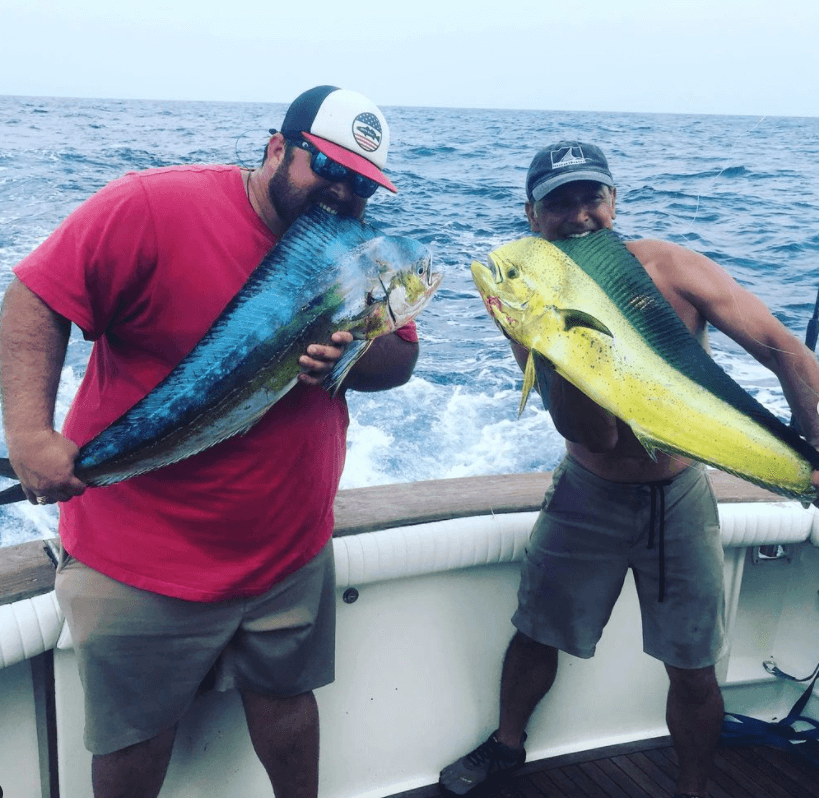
left=701, top=290, right=819, bottom=447
left=630, top=240, right=819, bottom=448
left=339, top=332, right=419, bottom=392
left=0, top=279, right=86, bottom=503
left=629, top=240, right=819, bottom=493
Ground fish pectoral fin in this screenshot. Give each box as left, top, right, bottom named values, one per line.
left=559, top=309, right=613, bottom=338
left=631, top=427, right=660, bottom=462
left=518, top=352, right=537, bottom=417
left=323, top=339, right=373, bottom=395
left=348, top=302, right=382, bottom=324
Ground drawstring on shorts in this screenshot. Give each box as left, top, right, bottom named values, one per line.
left=645, top=480, right=672, bottom=602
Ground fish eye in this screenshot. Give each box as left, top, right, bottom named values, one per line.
left=506, top=268, right=518, bottom=279
left=417, top=264, right=427, bottom=276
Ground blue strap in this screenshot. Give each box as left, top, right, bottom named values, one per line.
left=721, top=664, right=819, bottom=765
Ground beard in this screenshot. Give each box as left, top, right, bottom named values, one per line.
left=267, top=152, right=308, bottom=228
left=266, top=148, right=365, bottom=229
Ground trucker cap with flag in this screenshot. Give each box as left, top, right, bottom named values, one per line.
left=526, top=141, right=614, bottom=203
left=275, top=85, right=397, bottom=193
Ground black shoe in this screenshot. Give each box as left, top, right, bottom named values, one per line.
left=439, top=732, right=526, bottom=795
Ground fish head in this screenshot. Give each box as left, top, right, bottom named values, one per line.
left=473, top=235, right=616, bottom=361
left=343, top=236, right=442, bottom=338
left=382, top=246, right=443, bottom=329
left=471, top=238, right=561, bottom=347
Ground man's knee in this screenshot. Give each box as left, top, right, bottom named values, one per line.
left=665, top=664, right=720, bottom=702
left=509, top=631, right=558, bottom=664
left=91, top=725, right=177, bottom=798
left=513, top=630, right=553, bottom=650
left=241, top=689, right=319, bottom=737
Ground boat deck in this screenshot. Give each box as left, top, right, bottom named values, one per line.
left=393, top=738, right=819, bottom=798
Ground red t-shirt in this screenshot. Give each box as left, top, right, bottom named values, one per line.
left=15, top=164, right=417, bottom=601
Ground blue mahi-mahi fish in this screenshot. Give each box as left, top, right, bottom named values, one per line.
left=0, top=206, right=442, bottom=502
left=471, top=229, right=819, bottom=503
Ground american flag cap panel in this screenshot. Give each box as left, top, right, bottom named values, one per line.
left=307, top=88, right=391, bottom=169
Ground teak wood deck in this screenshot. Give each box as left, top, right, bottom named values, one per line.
left=393, top=737, right=819, bottom=798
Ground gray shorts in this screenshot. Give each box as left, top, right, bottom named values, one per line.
left=55, top=542, right=336, bottom=755
left=512, top=457, right=726, bottom=669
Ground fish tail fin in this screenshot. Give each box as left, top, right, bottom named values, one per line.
left=0, top=457, right=25, bottom=503
left=324, top=339, right=373, bottom=395
left=519, top=352, right=537, bottom=417
left=0, top=483, right=26, bottom=504
left=0, top=457, right=18, bottom=480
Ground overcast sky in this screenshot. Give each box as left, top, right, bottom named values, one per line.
left=2, top=0, right=817, bottom=117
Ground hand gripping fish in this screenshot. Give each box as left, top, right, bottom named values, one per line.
left=471, top=229, right=819, bottom=503
left=0, top=206, right=442, bottom=502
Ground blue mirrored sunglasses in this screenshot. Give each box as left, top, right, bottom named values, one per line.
left=286, top=137, right=380, bottom=198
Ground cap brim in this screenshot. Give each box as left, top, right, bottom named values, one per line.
left=531, top=170, right=614, bottom=202
left=303, top=132, right=398, bottom=194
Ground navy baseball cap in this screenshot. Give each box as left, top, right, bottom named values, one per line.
left=526, top=141, right=614, bottom=203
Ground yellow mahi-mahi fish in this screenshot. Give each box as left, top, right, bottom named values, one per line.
left=471, top=229, right=819, bottom=503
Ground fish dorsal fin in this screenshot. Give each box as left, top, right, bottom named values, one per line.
left=553, top=230, right=819, bottom=471
left=519, top=351, right=537, bottom=417
left=0, top=483, right=25, bottom=504
left=261, top=206, right=376, bottom=295
left=188, top=206, right=378, bottom=349
left=0, top=457, right=18, bottom=479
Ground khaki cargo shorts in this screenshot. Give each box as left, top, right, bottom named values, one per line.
left=55, top=541, right=336, bottom=755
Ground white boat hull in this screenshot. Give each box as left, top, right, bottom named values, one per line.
left=2, top=498, right=818, bottom=798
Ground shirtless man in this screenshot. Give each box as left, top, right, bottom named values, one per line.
left=439, top=141, right=819, bottom=798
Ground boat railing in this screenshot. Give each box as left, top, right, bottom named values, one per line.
left=2, top=471, right=818, bottom=666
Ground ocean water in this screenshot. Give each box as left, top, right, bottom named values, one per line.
left=1, top=95, right=818, bottom=546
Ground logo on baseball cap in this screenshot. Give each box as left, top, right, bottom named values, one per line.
left=277, top=85, right=397, bottom=193
left=526, top=141, right=613, bottom=203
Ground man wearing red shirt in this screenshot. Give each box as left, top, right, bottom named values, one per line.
left=1, top=86, right=417, bottom=798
